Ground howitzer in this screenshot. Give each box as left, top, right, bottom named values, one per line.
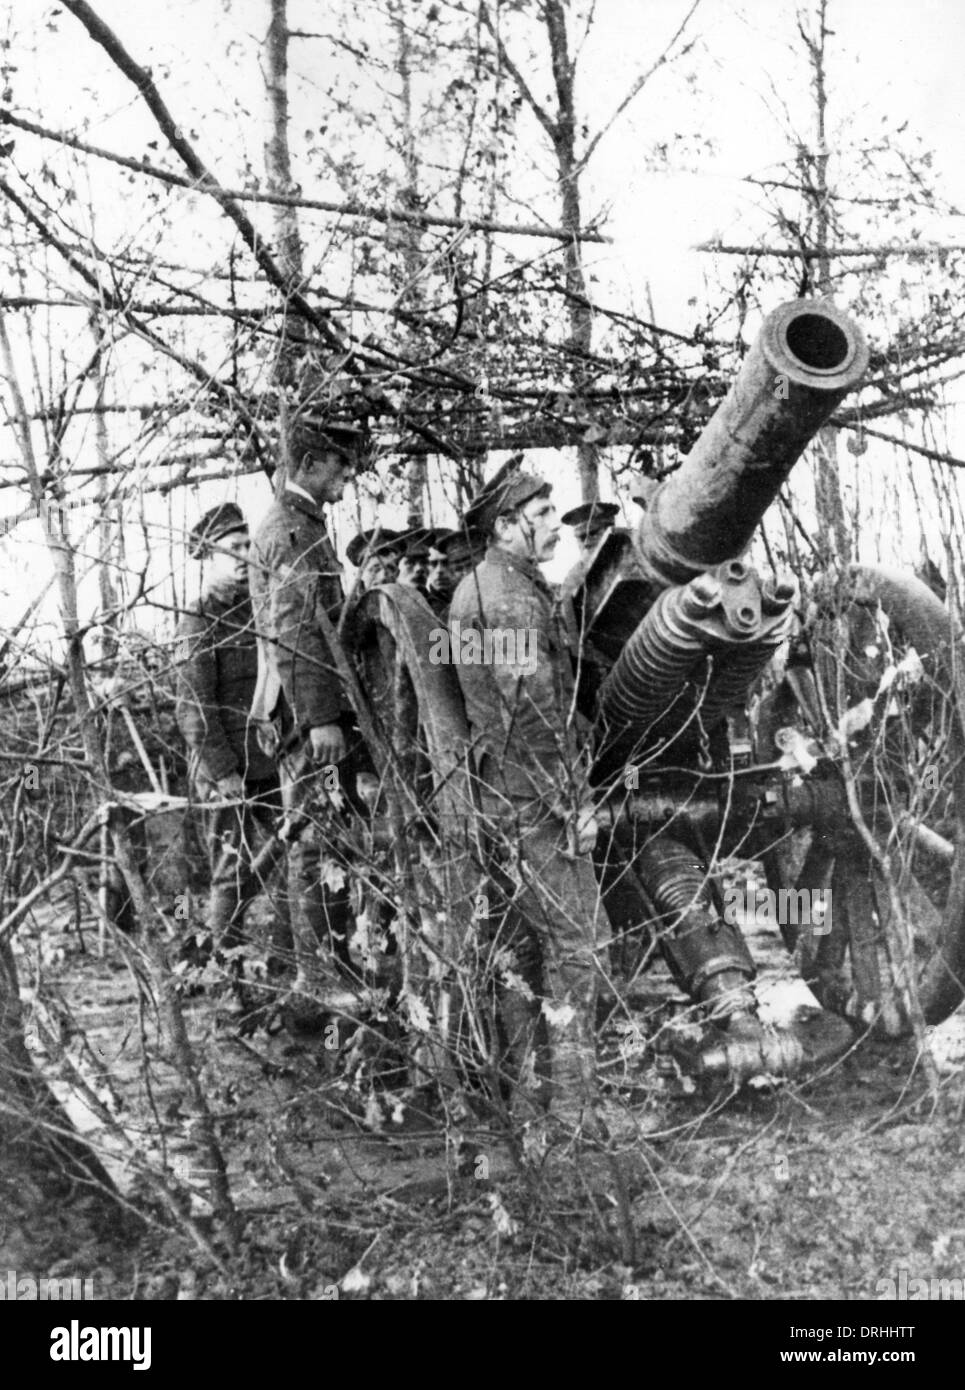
left=579, top=299, right=869, bottom=774
left=352, top=298, right=965, bottom=1087
left=636, top=299, right=869, bottom=585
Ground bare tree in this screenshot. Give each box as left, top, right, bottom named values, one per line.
left=481, top=0, right=701, bottom=498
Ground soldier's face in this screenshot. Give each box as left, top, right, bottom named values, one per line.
left=503, top=496, right=560, bottom=562
left=298, top=448, right=354, bottom=503
left=205, top=531, right=250, bottom=594
left=426, top=548, right=452, bottom=595
left=398, top=554, right=427, bottom=588
left=578, top=527, right=603, bottom=555
left=360, top=553, right=391, bottom=589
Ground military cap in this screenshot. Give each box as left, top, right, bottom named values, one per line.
left=345, top=527, right=402, bottom=567
left=188, top=502, right=248, bottom=559
left=289, top=409, right=370, bottom=463
left=397, top=527, right=432, bottom=560
left=422, top=526, right=456, bottom=552
left=560, top=500, right=619, bottom=540
left=437, top=528, right=485, bottom=561
left=463, top=454, right=550, bottom=534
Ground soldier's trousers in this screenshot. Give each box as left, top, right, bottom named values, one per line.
left=480, top=790, right=603, bottom=1109
left=277, top=741, right=355, bottom=988
left=204, top=777, right=291, bottom=958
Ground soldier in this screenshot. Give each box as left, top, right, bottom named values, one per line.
left=249, top=414, right=369, bottom=1028
left=560, top=500, right=619, bottom=557
left=421, top=528, right=489, bottom=621
left=174, top=503, right=291, bottom=967
left=449, top=461, right=606, bottom=1127
left=439, top=528, right=486, bottom=588
left=346, top=527, right=401, bottom=592
left=424, top=528, right=457, bottom=618
left=560, top=500, right=620, bottom=607
left=396, top=531, right=430, bottom=592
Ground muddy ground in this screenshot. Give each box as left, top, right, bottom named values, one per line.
left=5, top=889, right=965, bottom=1303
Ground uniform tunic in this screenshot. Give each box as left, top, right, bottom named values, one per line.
left=248, top=489, right=351, bottom=739
left=175, top=591, right=274, bottom=786
left=448, top=545, right=583, bottom=803
left=449, top=544, right=603, bottom=1107
left=248, top=487, right=355, bottom=986
left=174, top=589, right=287, bottom=949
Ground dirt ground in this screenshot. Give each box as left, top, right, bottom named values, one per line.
left=6, top=890, right=965, bottom=1303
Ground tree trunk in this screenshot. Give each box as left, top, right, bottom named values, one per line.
left=804, top=0, right=851, bottom=563
left=91, top=316, right=119, bottom=663
left=265, top=0, right=304, bottom=492
left=265, top=0, right=303, bottom=286
left=544, top=0, right=598, bottom=501
left=390, top=0, right=428, bottom=523
left=0, top=938, right=117, bottom=1199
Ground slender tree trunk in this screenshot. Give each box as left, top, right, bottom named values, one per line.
left=544, top=0, right=598, bottom=501
left=805, top=0, right=851, bottom=562
left=390, top=0, right=428, bottom=522
left=265, top=0, right=304, bottom=493
left=265, top=0, right=303, bottom=287
left=91, top=316, right=119, bottom=663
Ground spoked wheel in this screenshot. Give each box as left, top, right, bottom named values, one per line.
left=350, top=585, right=485, bottom=1089
left=760, top=565, right=965, bottom=1037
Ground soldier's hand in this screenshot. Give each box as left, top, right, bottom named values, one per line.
left=309, top=723, right=346, bottom=765
left=216, top=772, right=245, bottom=799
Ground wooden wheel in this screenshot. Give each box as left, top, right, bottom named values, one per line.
left=350, top=585, right=484, bottom=1086
left=760, top=566, right=965, bottom=1036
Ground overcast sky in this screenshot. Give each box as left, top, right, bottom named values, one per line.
left=2, top=0, right=964, bottom=649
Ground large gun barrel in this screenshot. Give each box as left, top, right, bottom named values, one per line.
left=636, top=298, right=869, bottom=587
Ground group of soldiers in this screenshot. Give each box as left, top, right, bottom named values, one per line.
left=173, top=411, right=653, bottom=1127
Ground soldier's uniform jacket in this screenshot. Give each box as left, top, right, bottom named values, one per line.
left=248, top=487, right=351, bottom=742
left=449, top=544, right=584, bottom=802
left=175, top=591, right=275, bottom=785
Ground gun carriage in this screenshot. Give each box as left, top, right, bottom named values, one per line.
left=350, top=299, right=965, bottom=1082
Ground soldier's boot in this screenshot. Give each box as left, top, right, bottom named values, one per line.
left=202, top=886, right=261, bottom=1019
left=285, top=837, right=361, bottom=1031
left=289, top=921, right=364, bottom=1036
left=292, top=856, right=357, bottom=979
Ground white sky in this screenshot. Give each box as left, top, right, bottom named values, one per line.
left=2, top=0, right=965, bottom=653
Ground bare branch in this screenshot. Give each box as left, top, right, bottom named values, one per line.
left=479, top=1, right=557, bottom=141
left=696, top=240, right=965, bottom=258
left=576, top=0, right=702, bottom=176
left=60, top=0, right=345, bottom=352
left=3, top=91, right=613, bottom=239
left=838, top=422, right=965, bottom=470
